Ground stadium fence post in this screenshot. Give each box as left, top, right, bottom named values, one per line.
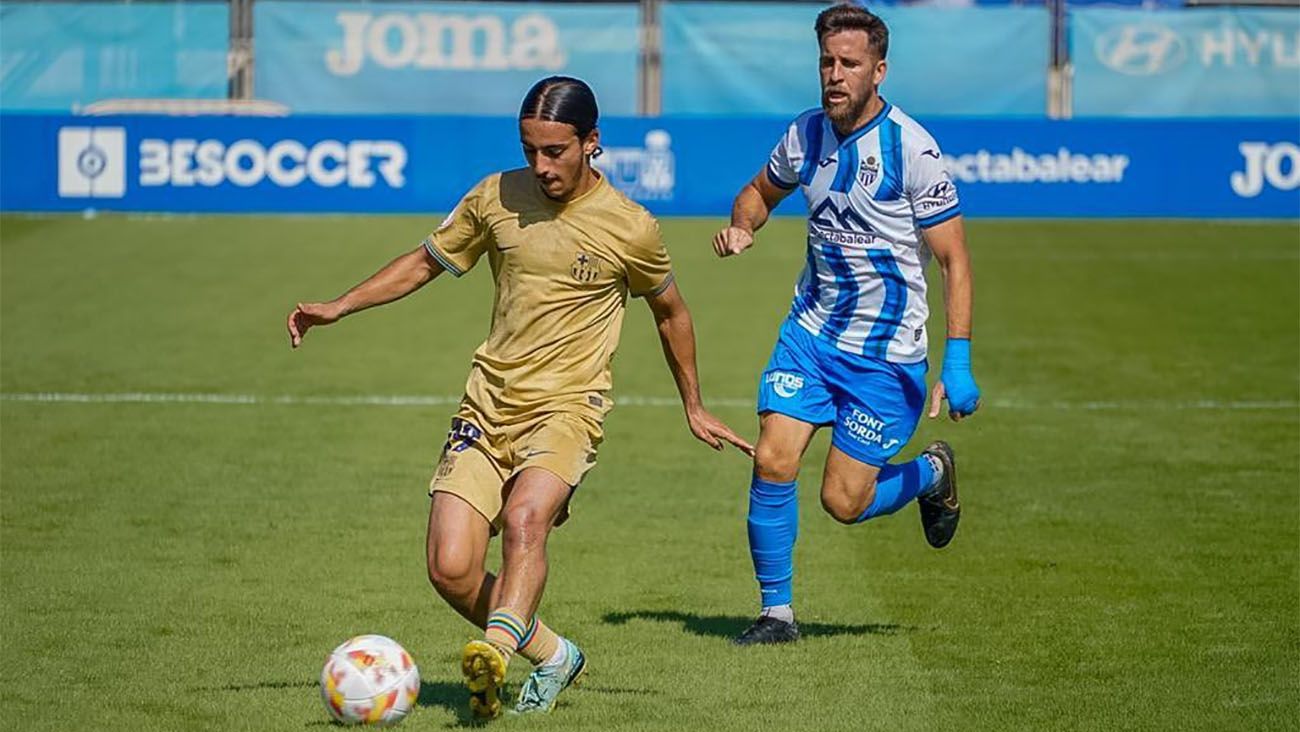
left=228, top=0, right=254, bottom=100
left=1048, top=0, right=1072, bottom=119
left=638, top=0, right=662, bottom=116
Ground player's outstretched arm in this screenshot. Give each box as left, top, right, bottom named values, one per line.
left=287, top=245, right=444, bottom=348
left=712, top=171, right=793, bottom=258
left=922, top=216, right=980, bottom=421
left=644, top=281, right=755, bottom=456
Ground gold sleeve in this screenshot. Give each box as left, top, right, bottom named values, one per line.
left=625, top=217, right=675, bottom=298
left=423, top=177, right=493, bottom=277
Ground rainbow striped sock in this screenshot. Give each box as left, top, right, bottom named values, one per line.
left=484, top=609, right=530, bottom=665
left=516, top=616, right=562, bottom=666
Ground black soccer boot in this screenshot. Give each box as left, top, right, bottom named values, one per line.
left=733, top=615, right=801, bottom=646
left=917, top=440, right=961, bottom=549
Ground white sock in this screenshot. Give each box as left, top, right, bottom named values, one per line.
left=761, top=604, right=795, bottom=624
left=540, top=639, right=568, bottom=668
left=924, top=454, right=945, bottom=492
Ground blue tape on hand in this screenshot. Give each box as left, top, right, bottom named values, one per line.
left=941, top=338, right=981, bottom=416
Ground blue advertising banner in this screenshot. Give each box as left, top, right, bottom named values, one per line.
left=2, top=113, right=1296, bottom=219
left=254, top=1, right=639, bottom=115
left=661, top=3, right=1050, bottom=116
left=0, top=4, right=229, bottom=112
left=1072, top=8, right=1300, bottom=117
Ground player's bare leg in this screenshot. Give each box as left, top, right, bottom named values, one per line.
left=428, top=488, right=572, bottom=718
left=821, top=442, right=960, bottom=547
left=426, top=492, right=510, bottom=718
left=754, top=412, right=817, bottom=484
left=492, top=467, right=571, bottom=618
left=461, top=468, right=585, bottom=717
left=819, top=448, right=881, bottom=523
left=426, top=491, right=496, bottom=625
left=736, top=413, right=817, bottom=646
left=494, top=468, right=588, bottom=714
left=426, top=486, right=569, bottom=647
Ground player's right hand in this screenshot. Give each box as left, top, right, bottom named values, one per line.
left=686, top=406, right=756, bottom=456
left=712, top=226, right=754, bottom=258
left=287, top=301, right=344, bottom=348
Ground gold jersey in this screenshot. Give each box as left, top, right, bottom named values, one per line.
left=423, top=168, right=673, bottom=424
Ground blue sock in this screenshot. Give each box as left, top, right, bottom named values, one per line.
left=855, top=456, right=936, bottom=523
left=746, top=475, right=798, bottom=608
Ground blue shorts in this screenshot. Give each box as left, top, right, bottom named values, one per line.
left=757, top=321, right=928, bottom=467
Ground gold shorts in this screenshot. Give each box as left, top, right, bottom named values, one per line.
left=428, top=401, right=603, bottom=530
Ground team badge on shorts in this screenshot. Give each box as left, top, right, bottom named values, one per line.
left=435, top=453, right=458, bottom=479
left=571, top=252, right=600, bottom=283
left=437, top=418, right=483, bottom=478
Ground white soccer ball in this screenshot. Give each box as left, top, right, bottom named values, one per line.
left=320, top=635, right=420, bottom=726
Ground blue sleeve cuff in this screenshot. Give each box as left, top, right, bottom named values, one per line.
left=766, top=164, right=798, bottom=190
left=917, top=205, right=961, bottom=229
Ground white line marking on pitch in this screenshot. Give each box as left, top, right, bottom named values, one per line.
left=0, top=392, right=1295, bottom=412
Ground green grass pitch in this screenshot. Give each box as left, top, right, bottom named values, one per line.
left=2, top=214, right=1297, bottom=731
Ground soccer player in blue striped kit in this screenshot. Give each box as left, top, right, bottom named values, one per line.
left=712, top=4, right=981, bottom=644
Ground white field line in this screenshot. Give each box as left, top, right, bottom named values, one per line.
left=0, top=392, right=1296, bottom=412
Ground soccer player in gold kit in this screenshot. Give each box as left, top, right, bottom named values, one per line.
left=287, top=77, right=751, bottom=719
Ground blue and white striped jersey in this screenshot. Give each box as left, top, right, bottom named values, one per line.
left=766, top=101, right=960, bottom=364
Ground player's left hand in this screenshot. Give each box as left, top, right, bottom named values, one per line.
left=928, top=338, right=981, bottom=421
left=927, top=380, right=981, bottom=422
left=686, top=407, right=755, bottom=456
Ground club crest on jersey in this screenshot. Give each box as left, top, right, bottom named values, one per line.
left=571, top=251, right=600, bottom=283
left=857, top=156, right=880, bottom=188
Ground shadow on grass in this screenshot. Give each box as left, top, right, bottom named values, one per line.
left=417, top=679, right=486, bottom=728
left=603, top=610, right=914, bottom=639
left=416, top=678, right=653, bottom=724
